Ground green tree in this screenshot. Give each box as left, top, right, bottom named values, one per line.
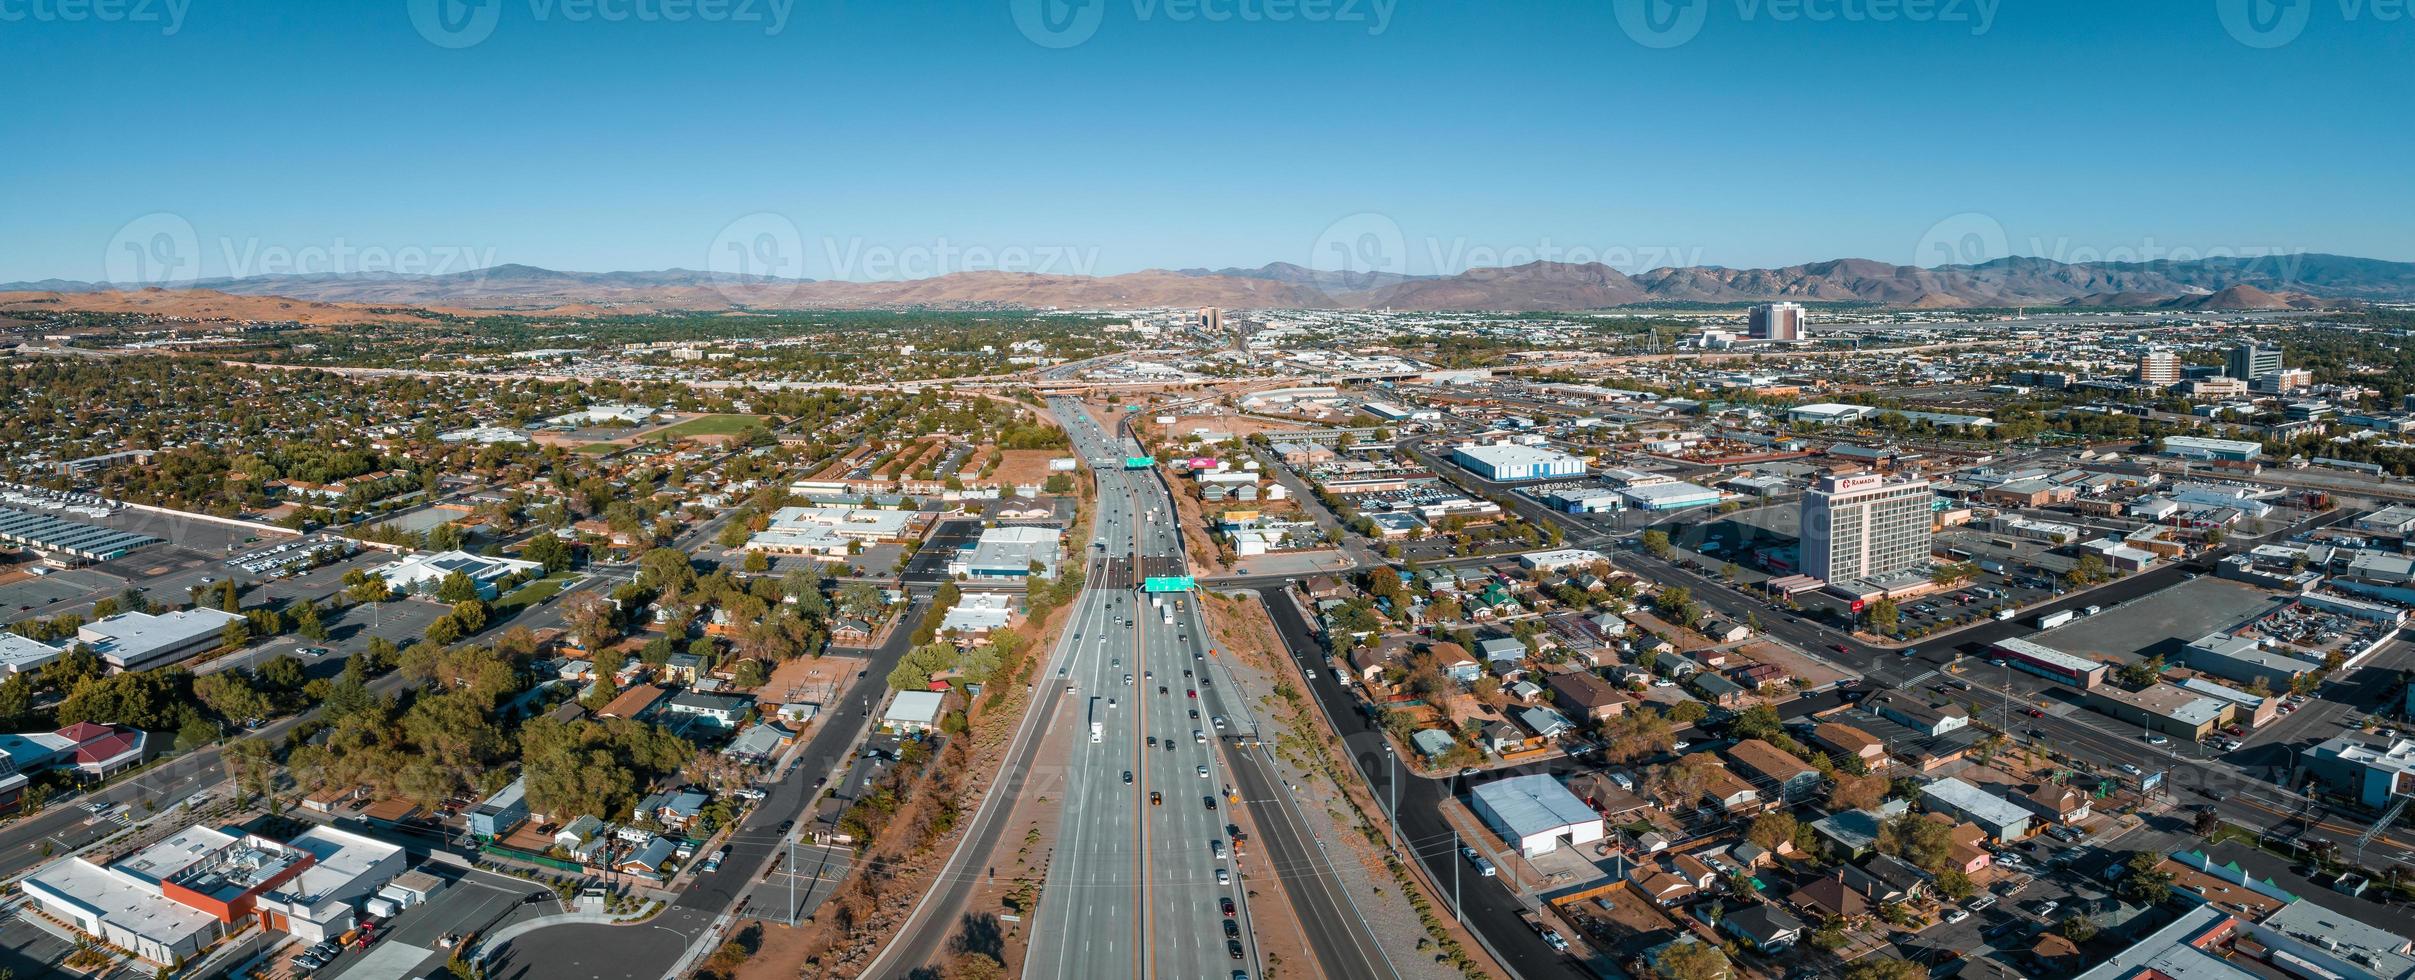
left=435, top=571, right=482, bottom=604
left=522, top=532, right=573, bottom=573
left=1654, top=939, right=1731, bottom=980
left=1866, top=597, right=1899, bottom=632
left=2120, top=850, right=2176, bottom=905
left=1642, top=530, right=1672, bottom=559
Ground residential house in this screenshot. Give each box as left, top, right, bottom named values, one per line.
left=1861, top=853, right=1931, bottom=902
left=1481, top=722, right=1528, bottom=755
left=662, top=691, right=754, bottom=729
left=1519, top=706, right=1577, bottom=740
left=663, top=653, right=707, bottom=685
left=1545, top=670, right=1633, bottom=722
left=1721, top=904, right=1807, bottom=953
left=829, top=618, right=875, bottom=644
left=1814, top=722, right=1887, bottom=767
left=1628, top=866, right=1697, bottom=907
left=616, top=836, right=678, bottom=877
left=1700, top=763, right=1766, bottom=815
left=1690, top=672, right=1750, bottom=708
left=1865, top=690, right=1970, bottom=737
left=598, top=684, right=670, bottom=721
left=1435, top=643, right=1481, bottom=683
left=1791, top=874, right=1873, bottom=920
left=1731, top=663, right=1789, bottom=691
left=1670, top=853, right=1721, bottom=892
left=2015, top=783, right=2093, bottom=826
left=1725, top=739, right=1821, bottom=802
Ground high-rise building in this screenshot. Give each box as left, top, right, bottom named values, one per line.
left=1802, top=473, right=1934, bottom=583
left=2226, top=343, right=2282, bottom=382
left=1748, top=302, right=1805, bottom=341
left=2136, top=350, right=2181, bottom=387
left=1197, top=307, right=1223, bottom=333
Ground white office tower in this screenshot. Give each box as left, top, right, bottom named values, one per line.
left=1802, top=473, right=1933, bottom=582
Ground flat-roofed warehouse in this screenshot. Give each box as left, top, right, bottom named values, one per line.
left=0, top=507, right=161, bottom=561
left=1468, top=773, right=1603, bottom=857
left=78, top=608, right=246, bottom=672
left=1452, top=442, right=1587, bottom=482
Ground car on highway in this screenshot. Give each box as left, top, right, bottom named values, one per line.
left=1187, top=689, right=1197, bottom=698
left=2119, top=763, right=2142, bottom=775
left=1189, top=708, right=1200, bottom=719
left=1123, top=770, right=1134, bottom=784
left=1197, top=765, right=1210, bottom=778
left=1203, top=795, right=1217, bottom=810
left=1834, top=644, right=1852, bottom=654
left=1147, top=736, right=1157, bottom=747
left=1124, top=674, right=1133, bottom=685
left=2145, top=733, right=2170, bottom=745
left=1221, top=897, right=1235, bottom=917
left=1194, top=730, right=1207, bottom=742
left=1228, top=939, right=1246, bottom=959
left=1210, top=839, right=1225, bottom=860
left=1150, top=791, right=1162, bottom=805
left=1216, top=868, right=1231, bottom=885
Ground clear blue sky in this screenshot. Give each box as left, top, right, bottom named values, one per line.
left=4, top=0, right=2409, bottom=282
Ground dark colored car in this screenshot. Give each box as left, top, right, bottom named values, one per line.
left=1228, top=939, right=1246, bottom=959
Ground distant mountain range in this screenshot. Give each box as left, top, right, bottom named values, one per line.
left=7, top=252, right=2410, bottom=314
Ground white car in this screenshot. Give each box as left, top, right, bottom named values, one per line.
left=1944, top=909, right=1970, bottom=924
left=1197, top=765, right=1210, bottom=778
left=1216, top=868, right=1231, bottom=885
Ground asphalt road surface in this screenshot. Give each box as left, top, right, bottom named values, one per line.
left=1022, top=398, right=1258, bottom=980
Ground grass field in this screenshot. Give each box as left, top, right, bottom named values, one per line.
left=655, top=414, right=774, bottom=440
left=498, top=574, right=578, bottom=611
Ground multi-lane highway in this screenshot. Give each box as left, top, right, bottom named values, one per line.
left=1025, top=398, right=1257, bottom=979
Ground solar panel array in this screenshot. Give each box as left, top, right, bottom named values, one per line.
left=0, top=507, right=163, bottom=560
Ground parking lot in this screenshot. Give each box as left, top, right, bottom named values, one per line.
left=316, top=868, right=544, bottom=980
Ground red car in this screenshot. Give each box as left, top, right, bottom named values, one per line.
left=1832, top=644, right=1852, bottom=654
left=2026, top=708, right=2044, bottom=718
left=1187, top=689, right=1197, bottom=699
